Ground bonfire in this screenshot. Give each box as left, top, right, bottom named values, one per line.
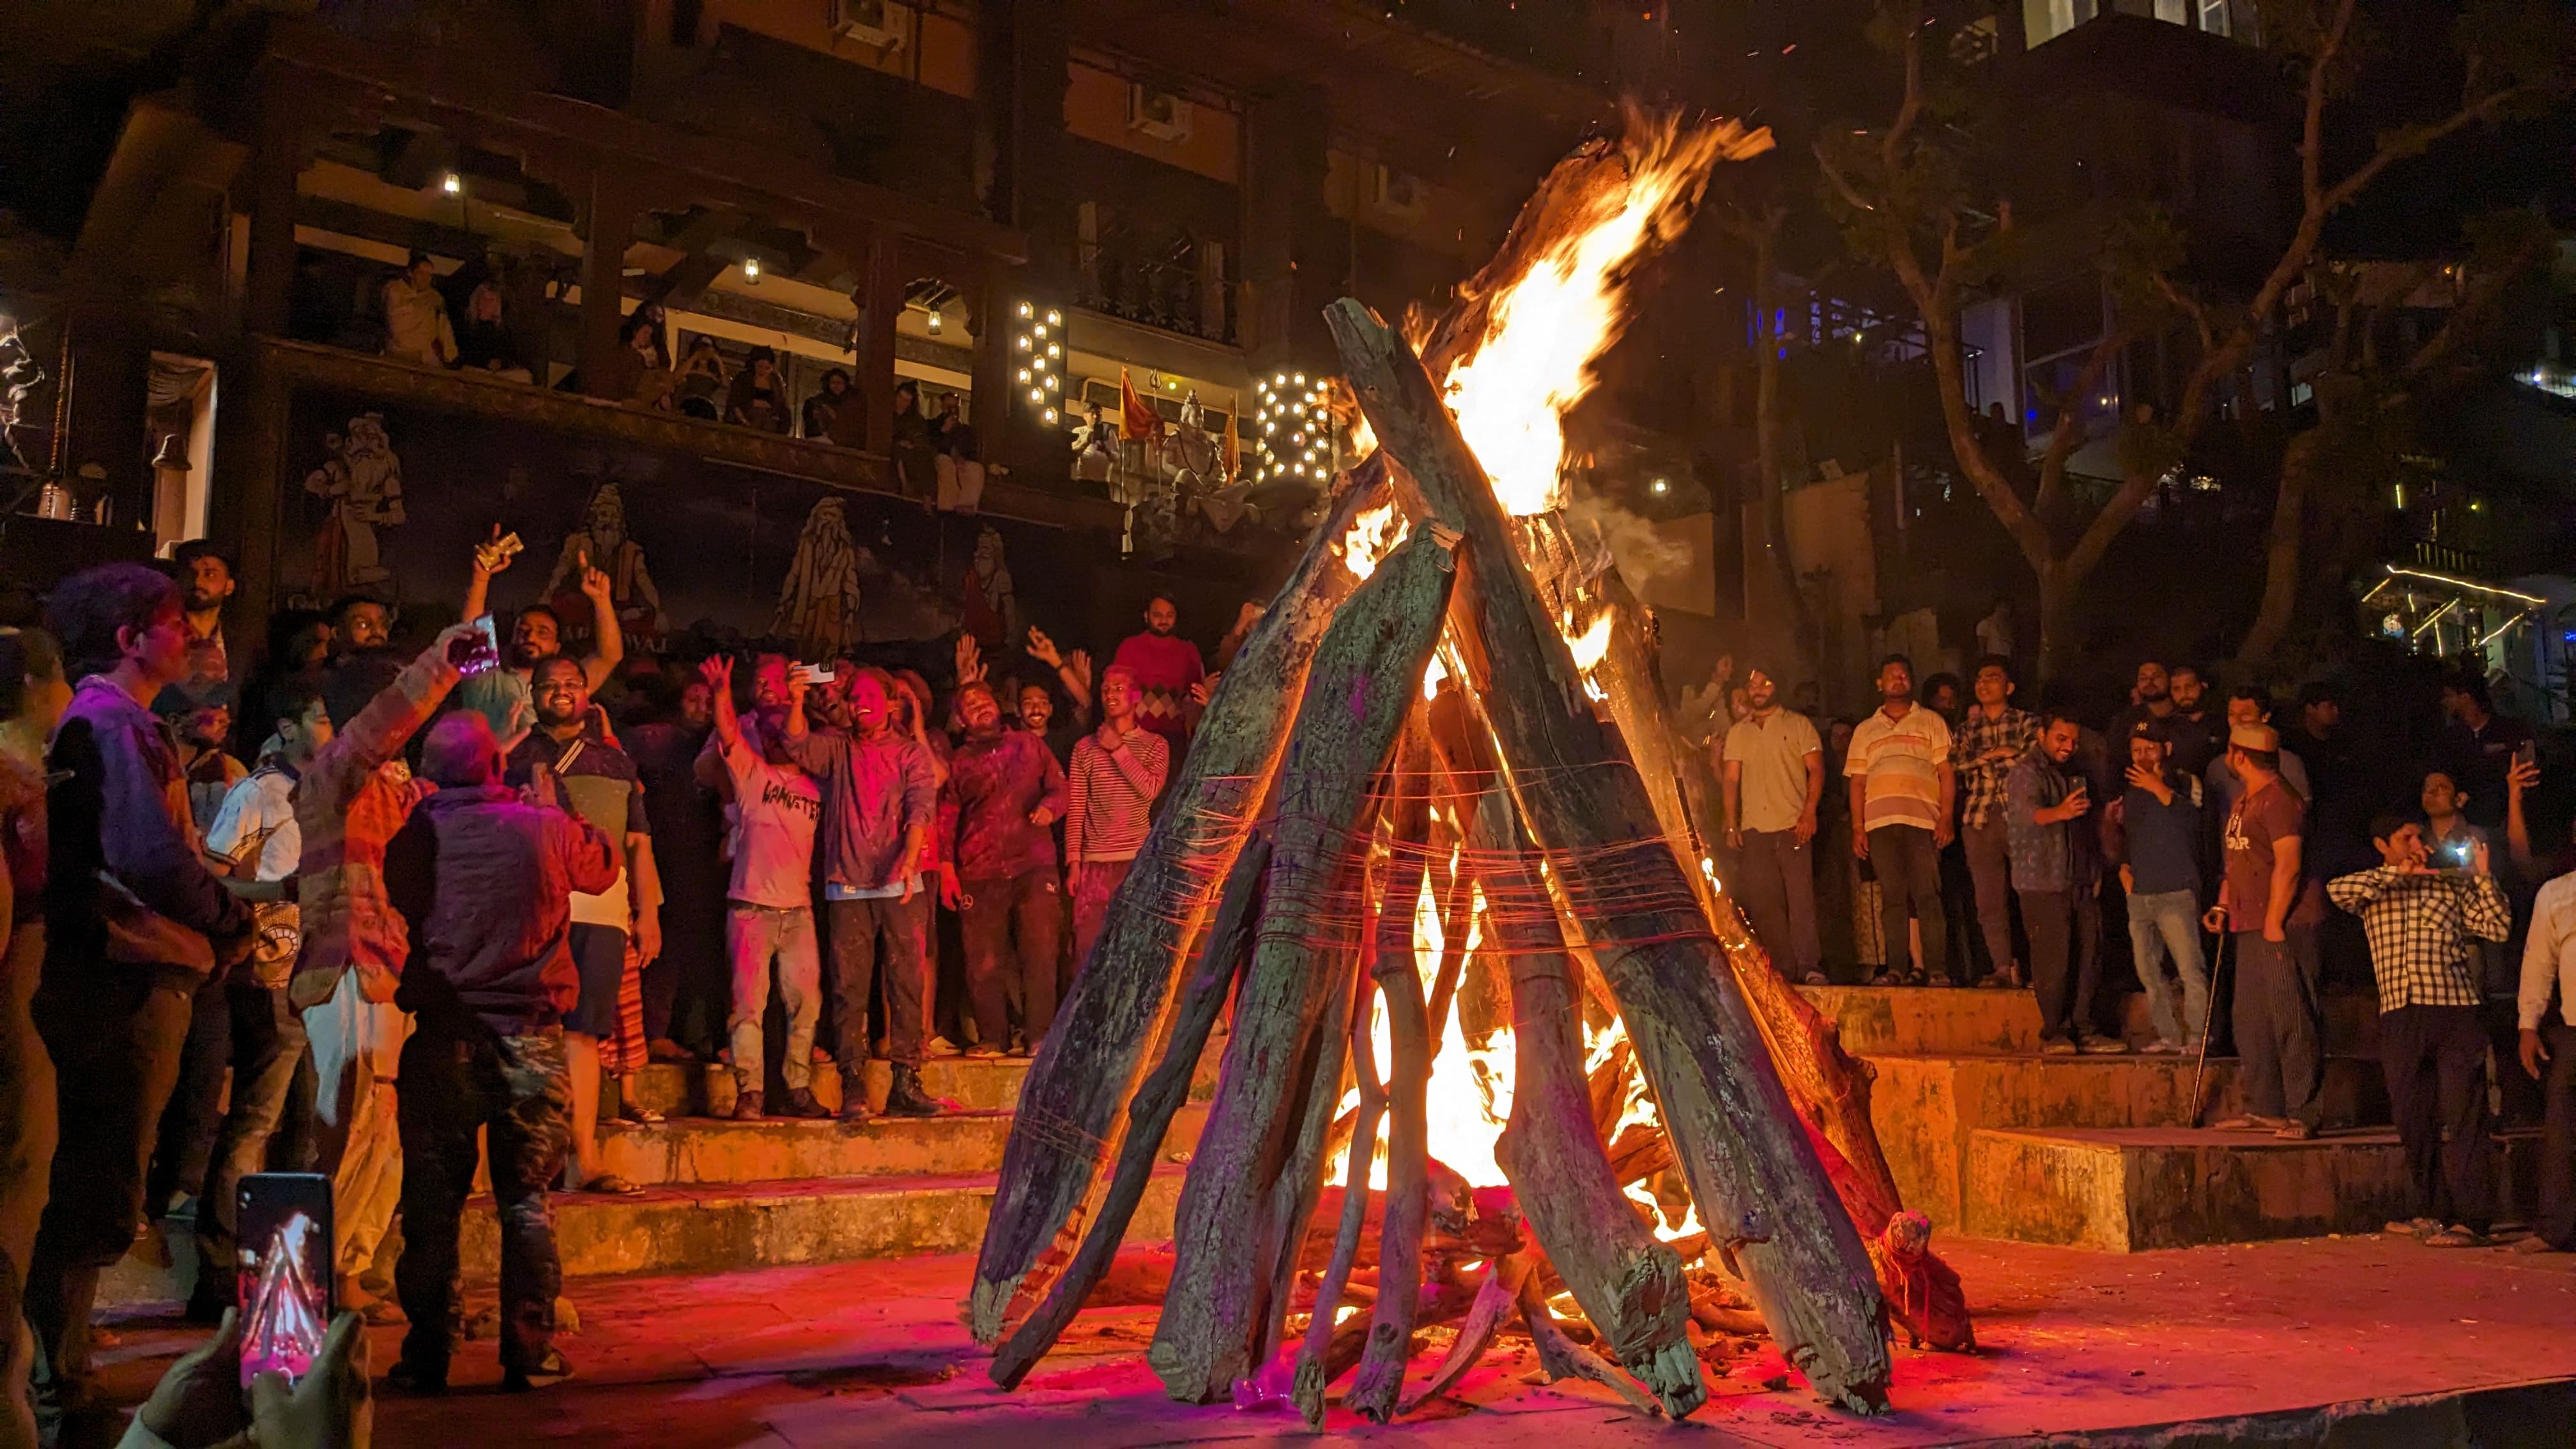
left=968, top=110, right=1972, bottom=1427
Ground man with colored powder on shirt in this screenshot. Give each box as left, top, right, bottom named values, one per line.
left=942, top=681, right=1068, bottom=1055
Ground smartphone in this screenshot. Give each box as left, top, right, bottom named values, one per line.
left=791, top=662, right=837, bottom=687
left=2440, top=838, right=2474, bottom=869
left=2515, top=740, right=2538, bottom=772
left=236, top=1172, right=335, bottom=1390
left=448, top=614, right=502, bottom=677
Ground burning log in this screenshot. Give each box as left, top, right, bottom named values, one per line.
left=1398, top=1254, right=1531, bottom=1414
left=1430, top=697, right=1703, bottom=1418
left=1291, top=967, right=1384, bottom=1426
left=1327, top=298, right=1893, bottom=1413
left=989, top=838, right=1271, bottom=1387
left=972, top=459, right=1392, bottom=1342
left=1342, top=724, right=1441, bottom=1424
left=1516, top=1271, right=1663, bottom=1417
left=1146, top=527, right=1459, bottom=1404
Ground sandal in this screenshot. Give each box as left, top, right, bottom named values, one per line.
left=577, top=1172, right=645, bottom=1196
left=614, top=1100, right=665, bottom=1124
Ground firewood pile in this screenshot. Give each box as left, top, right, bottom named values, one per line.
left=968, top=116, right=1970, bottom=1428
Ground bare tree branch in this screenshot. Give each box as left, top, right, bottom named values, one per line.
left=2035, top=329, right=2124, bottom=520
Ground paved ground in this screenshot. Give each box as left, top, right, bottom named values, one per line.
left=90, top=1232, right=2576, bottom=1446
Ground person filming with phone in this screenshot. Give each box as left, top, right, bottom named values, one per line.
left=2328, top=813, right=2510, bottom=1247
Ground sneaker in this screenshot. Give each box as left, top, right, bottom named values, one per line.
left=778, top=1086, right=830, bottom=1119
left=502, top=1349, right=575, bottom=1392
left=883, top=1064, right=942, bottom=1117
left=2384, top=1216, right=2441, bottom=1237
left=2421, top=1225, right=2488, bottom=1248
left=2078, top=1038, right=2129, bottom=1055
left=2039, top=1039, right=2078, bottom=1056
left=2510, top=1233, right=2564, bottom=1254
left=927, top=1036, right=960, bottom=1056
left=731, top=1089, right=766, bottom=1121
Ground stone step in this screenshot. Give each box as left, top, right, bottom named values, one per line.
left=595, top=1104, right=1210, bottom=1188
left=1800, top=983, right=2379, bottom=1057
left=1865, top=1050, right=2391, bottom=1229
left=459, top=1167, right=1187, bottom=1279
left=1963, top=1126, right=2544, bottom=1251
left=628, top=1035, right=1230, bottom=1119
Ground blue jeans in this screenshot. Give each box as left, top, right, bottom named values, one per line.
left=2126, top=889, right=2209, bottom=1048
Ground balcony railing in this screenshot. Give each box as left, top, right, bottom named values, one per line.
left=1076, top=244, right=1236, bottom=346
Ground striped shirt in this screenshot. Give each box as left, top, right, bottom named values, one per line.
left=1844, top=704, right=1952, bottom=834
left=1065, top=728, right=1170, bottom=864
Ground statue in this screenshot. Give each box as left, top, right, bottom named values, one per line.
left=961, top=525, right=1018, bottom=650
left=303, top=412, right=407, bottom=595
left=773, top=496, right=862, bottom=657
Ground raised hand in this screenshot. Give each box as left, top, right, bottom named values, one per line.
left=471, top=523, right=516, bottom=577
left=955, top=632, right=986, bottom=686
left=1026, top=627, right=1062, bottom=669
left=1066, top=649, right=1093, bottom=691
left=698, top=654, right=734, bottom=694
left=578, top=547, right=611, bottom=603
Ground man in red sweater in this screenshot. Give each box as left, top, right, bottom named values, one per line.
left=1108, top=594, right=1204, bottom=750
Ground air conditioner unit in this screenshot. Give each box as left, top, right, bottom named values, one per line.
left=1372, top=165, right=1429, bottom=220
left=829, top=0, right=910, bottom=50
left=1128, top=84, right=1193, bottom=144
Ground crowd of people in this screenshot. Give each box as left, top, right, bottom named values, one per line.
left=1717, top=648, right=2575, bottom=1252
left=0, top=532, right=1240, bottom=1439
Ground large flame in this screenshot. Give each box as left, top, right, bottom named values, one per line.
left=1434, top=114, right=1744, bottom=516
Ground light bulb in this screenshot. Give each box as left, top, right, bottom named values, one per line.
left=1033, top=323, right=1047, bottom=338
left=1028, top=387, right=1044, bottom=403
left=440, top=172, right=462, bottom=195
left=1017, top=368, right=1031, bottom=383
left=742, top=258, right=761, bottom=281
left=927, top=314, right=942, bottom=334
left=1043, top=408, right=1058, bottom=424
left=1017, top=337, right=1031, bottom=350
left=1650, top=478, right=1669, bottom=495
left=1045, top=342, right=1059, bottom=357
left=1018, top=302, right=1034, bottom=318
left=1045, top=309, right=1061, bottom=326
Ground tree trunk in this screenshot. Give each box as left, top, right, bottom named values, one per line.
left=2234, top=428, right=2319, bottom=671
left=1146, top=528, right=1458, bottom=1404
left=2034, top=564, right=2075, bottom=687
left=988, top=836, right=1272, bottom=1388
left=971, top=459, right=1392, bottom=1342
left=1328, top=298, right=1892, bottom=1414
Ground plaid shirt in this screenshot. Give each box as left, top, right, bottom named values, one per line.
left=1954, top=706, right=2040, bottom=828
left=2326, top=866, right=2510, bottom=1012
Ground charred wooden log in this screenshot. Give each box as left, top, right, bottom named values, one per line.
left=1516, top=1271, right=1663, bottom=1417
left=1291, top=967, right=1385, bottom=1427
left=1328, top=298, right=1892, bottom=1413
left=1428, top=695, right=1704, bottom=1417
left=972, top=459, right=1392, bottom=1342
left=990, top=838, right=1272, bottom=1386
left=1146, top=528, right=1459, bottom=1404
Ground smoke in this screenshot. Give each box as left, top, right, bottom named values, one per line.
left=1562, top=489, right=1691, bottom=595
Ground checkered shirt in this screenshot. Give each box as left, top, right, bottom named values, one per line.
left=1954, top=707, right=2040, bottom=828
left=2326, top=866, right=2510, bottom=1012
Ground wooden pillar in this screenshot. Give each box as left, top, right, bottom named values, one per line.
left=241, top=86, right=305, bottom=339
left=969, top=257, right=1015, bottom=454
left=578, top=167, right=634, bottom=399
left=1241, top=85, right=1335, bottom=373
left=859, top=225, right=902, bottom=454
left=211, top=346, right=289, bottom=630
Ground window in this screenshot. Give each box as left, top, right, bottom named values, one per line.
left=2197, top=0, right=2231, bottom=35
left=2022, top=0, right=2096, bottom=47
left=2153, top=0, right=2186, bottom=22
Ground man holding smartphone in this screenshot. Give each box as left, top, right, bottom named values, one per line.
left=2329, top=814, right=2510, bottom=1246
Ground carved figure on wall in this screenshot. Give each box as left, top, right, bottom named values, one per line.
left=773, top=496, right=862, bottom=657
left=961, top=525, right=1018, bottom=650
left=303, top=411, right=407, bottom=595
left=546, top=479, right=664, bottom=646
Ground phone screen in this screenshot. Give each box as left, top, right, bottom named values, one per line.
left=450, top=615, right=502, bottom=677
left=237, top=1172, right=335, bottom=1390
left=2516, top=740, right=2538, bottom=772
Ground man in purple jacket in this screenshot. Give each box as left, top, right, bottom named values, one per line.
left=942, top=682, right=1067, bottom=1055
left=385, top=712, right=619, bottom=1394
left=29, top=564, right=252, bottom=1430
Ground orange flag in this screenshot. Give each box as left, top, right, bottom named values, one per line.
left=1221, top=406, right=1241, bottom=482
left=1120, top=367, right=1162, bottom=445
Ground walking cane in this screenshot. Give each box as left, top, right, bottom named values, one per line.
left=2186, top=928, right=2230, bottom=1128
